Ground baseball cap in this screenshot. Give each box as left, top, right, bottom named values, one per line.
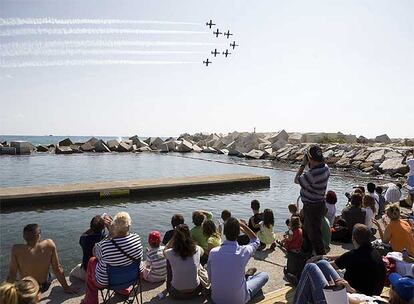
left=388, top=273, right=414, bottom=302
left=148, top=231, right=161, bottom=247
left=308, top=145, right=324, bottom=162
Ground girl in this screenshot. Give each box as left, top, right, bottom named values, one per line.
left=257, top=209, right=276, bottom=250
left=279, top=216, right=302, bottom=252
left=362, top=195, right=376, bottom=229
left=202, top=220, right=221, bottom=255
left=0, top=277, right=40, bottom=304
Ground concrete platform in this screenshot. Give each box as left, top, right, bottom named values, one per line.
left=0, top=173, right=270, bottom=207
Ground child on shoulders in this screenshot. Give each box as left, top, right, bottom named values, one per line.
left=142, top=231, right=167, bottom=283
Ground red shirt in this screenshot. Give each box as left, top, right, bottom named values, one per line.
left=284, top=228, right=303, bottom=251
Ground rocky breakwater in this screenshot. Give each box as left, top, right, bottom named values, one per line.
left=1, top=131, right=413, bottom=179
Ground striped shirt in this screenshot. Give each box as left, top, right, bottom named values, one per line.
left=143, top=246, right=167, bottom=282
left=299, top=164, right=330, bottom=204
left=95, top=233, right=143, bottom=286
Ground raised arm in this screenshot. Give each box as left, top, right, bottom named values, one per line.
left=239, top=219, right=257, bottom=240
left=294, top=156, right=308, bottom=184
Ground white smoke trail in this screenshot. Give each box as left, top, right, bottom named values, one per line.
left=0, top=28, right=208, bottom=37
left=0, top=18, right=200, bottom=26
left=0, top=59, right=199, bottom=68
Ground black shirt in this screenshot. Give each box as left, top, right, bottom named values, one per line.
left=79, top=231, right=105, bottom=270
left=162, top=229, right=174, bottom=245
left=248, top=213, right=263, bottom=233
left=335, top=244, right=385, bottom=295
left=342, top=206, right=366, bottom=234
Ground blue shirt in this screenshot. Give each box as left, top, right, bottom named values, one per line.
left=207, top=238, right=260, bottom=304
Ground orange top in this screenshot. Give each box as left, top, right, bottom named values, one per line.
left=385, top=220, right=414, bottom=256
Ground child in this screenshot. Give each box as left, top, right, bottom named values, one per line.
left=162, top=214, right=184, bottom=245
left=285, top=203, right=299, bottom=226
left=325, top=190, right=337, bottom=227
left=362, top=195, right=376, bottom=229
left=279, top=216, right=302, bottom=252
left=190, top=210, right=213, bottom=251
left=218, top=209, right=231, bottom=236
left=142, top=231, right=167, bottom=283
left=321, top=208, right=331, bottom=252
left=202, top=219, right=222, bottom=255
left=375, top=186, right=386, bottom=215
left=257, top=209, right=276, bottom=250
left=237, top=200, right=263, bottom=245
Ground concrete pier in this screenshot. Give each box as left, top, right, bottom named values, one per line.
left=0, top=173, right=270, bottom=207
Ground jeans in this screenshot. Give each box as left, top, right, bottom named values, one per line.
left=293, top=260, right=340, bottom=304
left=247, top=272, right=269, bottom=301
left=302, top=202, right=326, bottom=255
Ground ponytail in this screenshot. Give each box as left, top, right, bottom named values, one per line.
left=0, top=277, right=39, bottom=304
left=0, top=282, right=18, bottom=304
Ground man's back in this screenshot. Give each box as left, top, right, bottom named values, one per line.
left=342, top=206, right=366, bottom=233
left=11, top=239, right=54, bottom=284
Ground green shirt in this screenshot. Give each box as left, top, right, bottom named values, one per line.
left=321, top=216, right=331, bottom=249
left=207, top=233, right=222, bottom=249
left=190, top=212, right=213, bottom=250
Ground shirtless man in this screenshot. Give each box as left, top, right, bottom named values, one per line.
left=7, top=223, right=76, bottom=293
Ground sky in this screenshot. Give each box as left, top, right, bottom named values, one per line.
left=0, top=0, right=413, bottom=138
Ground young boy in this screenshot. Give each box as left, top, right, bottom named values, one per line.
left=190, top=210, right=213, bottom=250
left=237, top=200, right=263, bottom=245
left=162, top=214, right=184, bottom=245
left=142, top=231, right=167, bottom=283
left=218, top=209, right=231, bottom=235
left=285, top=203, right=299, bottom=227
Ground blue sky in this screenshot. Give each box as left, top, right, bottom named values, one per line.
left=1, top=0, right=413, bottom=138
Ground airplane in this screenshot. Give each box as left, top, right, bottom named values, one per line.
left=213, top=29, right=222, bottom=37
left=230, top=41, right=239, bottom=49
left=211, top=49, right=219, bottom=57
left=206, top=20, right=216, bottom=28
left=224, top=30, right=233, bottom=39
left=203, top=59, right=212, bottom=66
left=222, top=49, right=231, bottom=57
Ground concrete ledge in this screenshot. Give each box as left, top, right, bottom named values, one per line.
left=0, top=173, right=270, bottom=207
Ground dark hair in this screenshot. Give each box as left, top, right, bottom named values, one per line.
left=367, top=183, right=376, bottom=193
left=352, top=224, right=371, bottom=246
left=288, top=204, right=298, bottom=214
left=396, top=183, right=402, bottom=190
left=251, top=199, right=260, bottom=211
left=23, top=224, right=40, bottom=242
left=354, top=186, right=365, bottom=194
left=351, top=193, right=363, bottom=207
left=263, top=209, right=274, bottom=228
left=192, top=211, right=205, bottom=226
left=202, top=219, right=218, bottom=238
left=326, top=190, right=337, bottom=204
left=221, top=210, right=231, bottom=222
left=171, top=214, right=184, bottom=228
left=90, top=216, right=105, bottom=233
left=308, top=145, right=324, bottom=162
left=363, top=195, right=376, bottom=214
left=224, top=217, right=240, bottom=241
left=375, top=186, right=383, bottom=195
left=172, top=224, right=196, bottom=260
left=290, top=216, right=301, bottom=230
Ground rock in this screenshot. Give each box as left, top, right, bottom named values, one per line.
left=160, top=140, right=176, bottom=152
left=246, top=149, right=268, bottom=159
left=336, top=157, right=351, bottom=167
left=130, top=136, right=149, bottom=148
left=10, top=141, right=35, bottom=155
left=94, top=140, right=111, bottom=153
left=107, top=139, right=120, bottom=151
left=36, top=145, right=49, bottom=152
left=70, top=145, right=83, bottom=153
left=362, top=166, right=374, bottom=173
left=268, top=130, right=289, bottom=143
left=353, top=150, right=370, bottom=161
left=258, top=142, right=270, bottom=150
left=288, top=133, right=303, bottom=144
left=55, top=146, right=73, bottom=154
left=47, top=144, right=55, bottom=148
left=137, top=146, right=152, bottom=152
left=202, top=146, right=216, bottom=153
left=192, top=145, right=203, bottom=153
left=357, top=136, right=369, bottom=144
left=375, top=134, right=391, bottom=144
left=334, top=150, right=345, bottom=158
left=384, top=151, right=401, bottom=159
left=351, top=161, right=363, bottom=169
left=0, top=146, right=16, bottom=155
left=403, top=138, right=414, bottom=146
left=212, top=139, right=226, bottom=150
left=146, top=137, right=164, bottom=150
left=233, top=133, right=261, bottom=153
left=177, top=140, right=193, bottom=152
left=58, top=138, right=73, bottom=147
left=360, top=162, right=374, bottom=170
left=365, top=150, right=385, bottom=163
left=218, top=149, right=229, bottom=155
left=85, top=137, right=99, bottom=146
left=323, top=150, right=335, bottom=159
left=271, top=139, right=288, bottom=150
left=117, top=142, right=132, bottom=152
left=226, top=141, right=242, bottom=156
left=379, top=157, right=409, bottom=175
left=80, top=142, right=95, bottom=152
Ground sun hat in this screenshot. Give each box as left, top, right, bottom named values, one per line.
left=148, top=230, right=161, bottom=247
left=388, top=273, right=414, bottom=302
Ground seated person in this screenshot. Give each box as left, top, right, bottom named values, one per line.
left=238, top=199, right=263, bottom=245
left=218, top=209, right=231, bottom=236
left=321, top=208, right=331, bottom=252
left=362, top=195, right=376, bottom=230
left=7, top=224, right=75, bottom=293
left=325, top=190, right=337, bottom=227
left=375, top=186, right=386, bottom=215
left=207, top=217, right=269, bottom=303
left=162, top=214, right=184, bottom=246
left=367, top=182, right=380, bottom=214
left=82, top=212, right=143, bottom=304
left=190, top=210, right=213, bottom=251
left=70, top=215, right=106, bottom=281
left=341, top=193, right=366, bottom=240
left=202, top=219, right=221, bottom=255
left=142, top=231, right=167, bottom=283
left=373, top=203, right=414, bottom=256
left=0, top=276, right=40, bottom=304
left=296, top=224, right=385, bottom=304
left=278, top=216, right=302, bottom=251
left=285, top=203, right=299, bottom=226
left=387, top=273, right=414, bottom=304
left=163, top=224, right=204, bottom=299
left=257, top=208, right=277, bottom=250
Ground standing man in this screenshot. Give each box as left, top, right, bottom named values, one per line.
left=294, top=145, right=330, bottom=255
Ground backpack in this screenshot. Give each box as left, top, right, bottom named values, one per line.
left=283, top=250, right=310, bottom=285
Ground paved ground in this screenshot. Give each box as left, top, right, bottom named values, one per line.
left=40, top=234, right=352, bottom=304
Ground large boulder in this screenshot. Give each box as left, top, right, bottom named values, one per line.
left=336, top=157, right=351, bottom=167
left=192, top=144, right=203, bottom=153
left=55, top=146, right=73, bottom=154
left=10, top=141, right=35, bottom=155
left=107, top=139, right=120, bottom=151
left=365, top=150, right=385, bottom=163
left=80, top=142, right=95, bottom=152
left=160, top=140, right=177, bottom=153
left=117, top=142, right=132, bottom=152
left=268, top=130, right=289, bottom=143
left=271, top=139, right=288, bottom=150
left=379, top=158, right=409, bottom=175
left=375, top=134, right=391, bottom=144
left=0, top=146, right=16, bottom=155
left=70, top=145, right=83, bottom=153
left=94, top=140, right=111, bottom=153
left=357, top=136, right=369, bottom=144
left=58, top=138, right=73, bottom=147
left=353, top=150, right=370, bottom=161
left=202, top=146, right=216, bottom=153
left=177, top=140, right=193, bottom=152
left=36, top=145, right=49, bottom=152
left=384, top=151, right=402, bottom=159
left=146, top=137, right=164, bottom=150
left=246, top=149, right=268, bottom=159
left=130, top=135, right=149, bottom=148
left=288, top=133, right=304, bottom=144
left=233, top=133, right=261, bottom=153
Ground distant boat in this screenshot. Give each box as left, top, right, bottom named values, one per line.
left=48, top=135, right=53, bottom=136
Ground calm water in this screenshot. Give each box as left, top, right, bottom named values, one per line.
left=0, top=137, right=370, bottom=279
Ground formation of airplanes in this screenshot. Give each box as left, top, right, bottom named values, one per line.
left=203, top=20, right=239, bottom=67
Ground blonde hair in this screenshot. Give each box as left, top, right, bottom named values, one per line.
left=386, top=203, right=401, bottom=221
left=0, top=277, right=39, bottom=304
left=363, top=195, right=376, bottom=214
left=111, top=212, right=132, bottom=235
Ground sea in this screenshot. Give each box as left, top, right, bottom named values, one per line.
left=0, top=135, right=382, bottom=279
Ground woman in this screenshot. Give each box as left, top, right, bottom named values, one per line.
left=257, top=209, right=277, bottom=250
left=362, top=195, right=376, bottom=229
left=202, top=220, right=221, bottom=255
left=164, top=224, right=203, bottom=299
left=373, top=203, right=414, bottom=256
left=0, top=277, right=40, bottom=304
left=325, top=190, right=337, bottom=227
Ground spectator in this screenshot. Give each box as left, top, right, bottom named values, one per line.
left=142, top=231, right=167, bottom=283
left=362, top=195, right=376, bottom=230
left=82, top=212, right=143, bottom=304
left=385, top=184, right=402, bottom=204
left=321, top=208, right=331, bottom=252
left=218, top=209, right=231, bottom=236
left=207, top=217, right=269, bottom=303
left=202, top=219, right=221, bottom=255
left=325, top=190, right=337, bottom=227
left=407, top=158, right=414, bottom=204
left=70, top=215, right=105, bottom=281
left=0, top=276, right=40, bottom=304
left=164, top=224, right=203, bottom=299
left=388, top=273, right=414, bottom=304
left=257, top=209, right=276, bottom=250
left=294, top=224, right=385, bottom=304
left=341, top=193, right=366, bottom=241
left=285, top=204, right=299, bottom=226
left=375, top=186, right=386, bottom=215
left=294, top=145, right=330, bottom=255
left=162, top=214, right=184, bottom=246
left=7, top=224, right=75, bottom=294
left=367, top=182, right=380, bottom=214
left=278, top=216, right=302, bottom=252
left=373, top=203, right=414, bottom=256
left=238, top=200, right=263, bottom=245
left=190, top=210, right=213, bottom=251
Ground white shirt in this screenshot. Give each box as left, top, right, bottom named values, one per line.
left=325, top=203, right=336, bottom=227
left=368, top=192, right=380, bottom=215
left=362, top=207, right=374, bottom=229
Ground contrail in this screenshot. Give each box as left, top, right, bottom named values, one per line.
left=0, top=59, right=199, bottom=68
left=0, top=18, right=200, bottom=26
left=0, top=28, right=208, bottom=37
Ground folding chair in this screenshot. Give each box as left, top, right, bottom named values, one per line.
left=99, top=260, right=142, bottom=304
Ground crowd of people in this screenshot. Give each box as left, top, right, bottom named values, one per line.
left=1, top=145, right=413, bottom=304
